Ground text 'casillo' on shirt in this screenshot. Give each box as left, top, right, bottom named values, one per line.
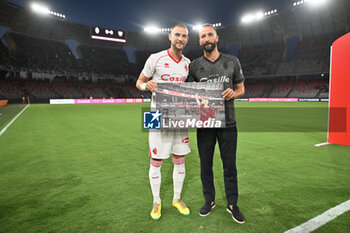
left=186, top=53, right=244, bottom=128
left=141, top=49, right=191, bottom=107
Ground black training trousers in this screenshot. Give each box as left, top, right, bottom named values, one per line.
left=197, top=126, right=238, bottom=206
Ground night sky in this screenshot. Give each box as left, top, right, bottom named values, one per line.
left=11, top=0, right=292, bottom=31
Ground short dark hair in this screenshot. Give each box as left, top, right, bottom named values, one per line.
left=199, top=23, right=217, bottom=34
left=171, top=24, right=188, bottom=32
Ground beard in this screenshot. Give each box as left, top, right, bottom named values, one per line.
left=172, top=42, right=185, bottom=51
left=201, top=41, right=217, bottom=53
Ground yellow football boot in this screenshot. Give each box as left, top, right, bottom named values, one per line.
left=150, top=202, right=161, bottom=220
left=172, top=199, right=190, bottom=216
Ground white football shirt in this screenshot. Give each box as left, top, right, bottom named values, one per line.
left=142, top=49, right=190, bottom=83
left=142, top=49, right=190, bottom=106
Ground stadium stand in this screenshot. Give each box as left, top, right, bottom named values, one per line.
left=238, top=43, right=285, bottom=77
left=289, top=80, right=327, bottom=98
left=317, top=82, right=329, bottom=98
left=244, top=83, right=269, bottom=98
left=100, top=83, right=126, bottom=98
left=0, top=0, right=348, bottom=102
left=133, top=50, right=158, bottom=75
left=5, top=32, right=77, bottom=73
left=22, top=79, right=59, bottom=99
left=0, top=39, right=9, bottom=66
left=76, top=82, right=108, bottom=98
left=46, top=81, right=84, bottom=99
left=0, top=79, right=24, bottom=99
left=276, top=33, right=340, bottom=75
left=269, top=81, right=295, bottom=98
left=76, top=44, right=129, bottom=75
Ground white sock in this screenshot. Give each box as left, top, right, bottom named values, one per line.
left=149, top=164, right=161, bottom=204
left=173, top=163, right=185, bottom=201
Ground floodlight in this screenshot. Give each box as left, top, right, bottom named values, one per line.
left=31, top=2, right=66, bottom=19
left=144, top=26, right=159, bottom=33
left=31, top=2, right=50, bottom=14
left=242, top=14, right=254, bottom=23
left=256, top=12, right=264, bottom=20
left=192, top=24, right=203, bottom=31
left=308, top=0, right=328, bottom=6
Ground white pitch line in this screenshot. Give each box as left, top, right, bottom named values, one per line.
left=314, top=142, right=331, bottom=147
left=284, top=199, right=350, bottom=233
left=0, top=104, right=30, bottom=136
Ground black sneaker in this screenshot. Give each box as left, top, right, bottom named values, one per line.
left=226, top=205, right=245, bottom=224
left=199, top=201, right=216, bottom=216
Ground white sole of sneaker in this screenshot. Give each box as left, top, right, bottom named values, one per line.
left=199, top=204, right=216, bottom=217
left=226, top=208, right=245, bottom=224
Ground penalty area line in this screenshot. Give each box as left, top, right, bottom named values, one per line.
left=0, top=104, right=30, bottom=136
left=284, top=199, right=350, bottom=233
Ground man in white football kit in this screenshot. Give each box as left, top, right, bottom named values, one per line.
left=136, top=24, right=191, bottom=220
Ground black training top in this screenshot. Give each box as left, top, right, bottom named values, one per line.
left=187, top=53, right=244, bottom=127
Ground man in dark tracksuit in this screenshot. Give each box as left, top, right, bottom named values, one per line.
left=187, top=24, right=245, bottom=223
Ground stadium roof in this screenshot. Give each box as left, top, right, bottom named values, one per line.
left=7, top=0, right=293, bottom=31
left=0, top=0, right=349, bottom=48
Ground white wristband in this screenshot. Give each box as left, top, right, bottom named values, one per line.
left=140, top=83, right=147, bottom=91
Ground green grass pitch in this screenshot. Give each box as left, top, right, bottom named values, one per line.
left=0, top=102, right=349, bottom=233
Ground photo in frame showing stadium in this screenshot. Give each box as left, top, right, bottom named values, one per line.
left=155, top=82, right=226, bottom=128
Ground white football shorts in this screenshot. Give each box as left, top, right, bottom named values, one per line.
left=149, top=129, right=191, bottom=159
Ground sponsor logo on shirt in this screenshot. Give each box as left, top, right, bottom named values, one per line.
left=161, top=74, right=187, bottom=82
left=199, top=75, right=229, bottom=83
